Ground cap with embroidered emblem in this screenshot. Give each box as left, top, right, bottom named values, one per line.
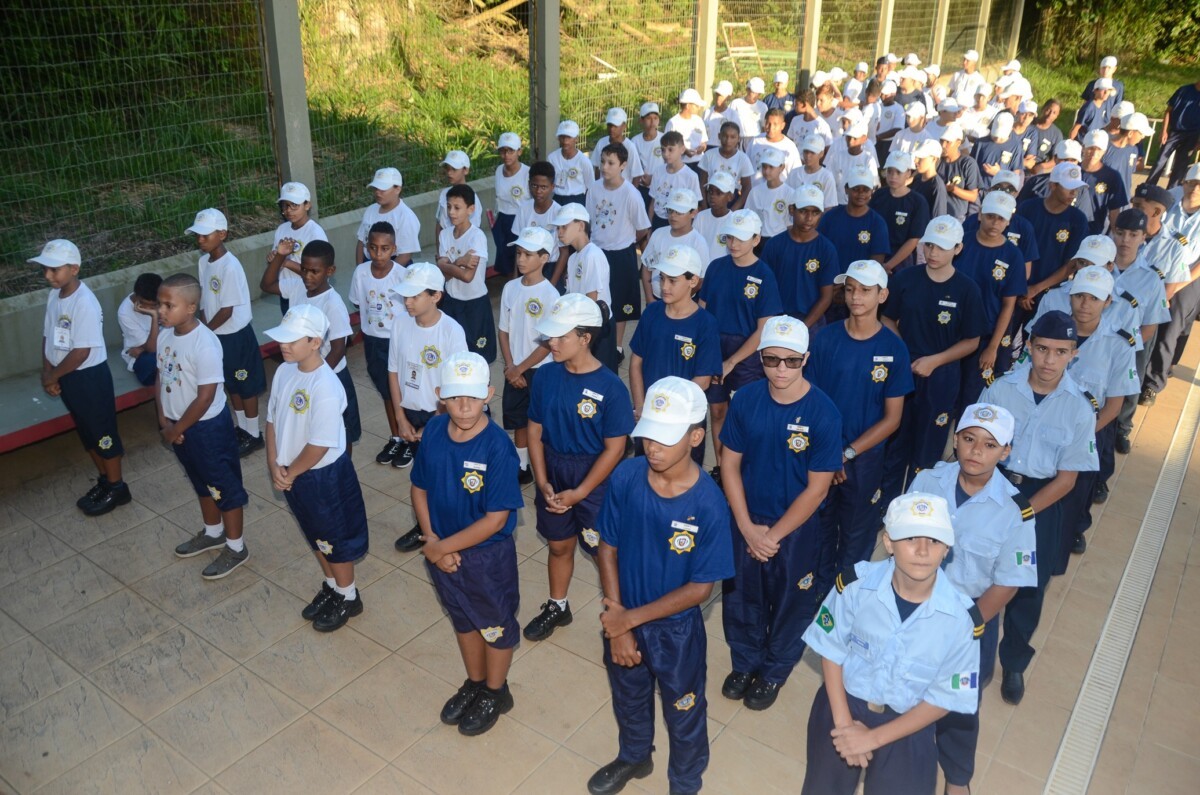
left=186, top=208, right=228, bottom=235
left=1050, top=162, right=1087, bottom=190
left=885, top=493, right=955, bottom=546
left=28, top=239, right=81, bottom=268
left=747, top=77, right=765, bottom=94
left=439, top=351, right=491, bottom=399
left=678, top=89, right=704, bottom=107
left=655, top=244, right=703, bottom=278
left=845, top=165, right=876, bottom=189
left=1030, top=310, right=1076, bottom=341
left=757, top=147, right=786, bottom=167
left=1075, top=235, right=1117, bottom=269
left=885, top=151, right=914, bottom=172
left=509, top=226, right=555, bottom=253
left=1115, top=208, right=1147, bottom=231
left=720, top=209, right=763, bottom=240
left=1134, top=182, right=1176, bottom=210
left=633, top=376, right=708, bottom=445
left=605, top=107, right=628, bottom=127
left=835, top=259, right=889, bottom=289
left=757, top=315, right=809, bottom=354
left=706, top=171, right=738, bottom=194
left=535, top=293, right=603, bottom=338
left=1121, top=112, right=1153, bottom=136
left=640, top=101, right=661, bottom=117
left=389, top=261, right=445, bottom=298
left=552, top=203, right=590, bottom=226
left=774, top=70, right=789, bottom=84
left=1083, top=129, right=1109, bottom=151
left=791, top=183, right=825, bottom=210
left=555, top=120, right=580, bottom=138
left=801, top=134, right=826, bottom=154
left=368, top=167, right=403, bottom=189
left=1055, top=140, right=1083, bottom=161
left=714, top=81, right=734, bottom=98
left=1069, top=265, right=1115, bottom=300
left=441, top=150, right=471, bottom=169
left=664, top=188, right=700, bottom=214
left=278, top=182, right=311, bottom=204
left=981, top=191, right=1016, bottom=220
left=921, top=215, right=964, bottom=249
left=956, top=403, right=1015, bottom=446
left=264, top=304, right=329, bottom=343
left=495, top=133, right=522, bottom=151
left=992, top=169, right=1022, bottom=190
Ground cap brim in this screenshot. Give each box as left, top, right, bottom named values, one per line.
left=954, top=421, right=1011, bottom=446
left=631, top=417, right=689, bottom=446
left=921, top=234, right=959, bottom=249
left=263, top=325, right=307, bottom=343
left=185, top=224, right=218, bottom=235
left=1056, top=179, right=1087, bottom=190
left=390, top=284, right=428, bottom=299
left=509, top=240, right=549, bottom=251
left=833, top=272, right=884, bottom=287
left=722, top=229, right=758, bottom=241
left=28, top=255, right=74, bottom=268
left=368, top=179, right=399, bottom=189
left=664, top=203, right=694, bottom=213
left=654, top=263, right=693, bottom=278
left=1069, top=285, right=1111, bottom=300
left=885, top=522, right=954, bottom=546
left=535, top=317, right=578, bottom=338
left=439, top=383, right=489, bottom=400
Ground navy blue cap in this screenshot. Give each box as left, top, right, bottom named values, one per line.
left=1030, top=310, right=1076, bottom=342
left=1115, top=207, right=1148, bottom=231
left=1134, top=183, right=1176, bottom=211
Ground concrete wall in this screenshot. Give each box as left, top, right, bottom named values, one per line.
left=1, top=178, right=498, bottom=379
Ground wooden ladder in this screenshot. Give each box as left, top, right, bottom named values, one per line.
left=721, top=22, right=764, bottom=82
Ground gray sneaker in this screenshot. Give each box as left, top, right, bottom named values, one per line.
left=201, top=545, right=249, bottom=580
left=175, top=530, right=226, bottom=558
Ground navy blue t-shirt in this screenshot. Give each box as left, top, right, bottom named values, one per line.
left=1016, top=173, right=1051, bottom=204
left=971, top=137, right=1025, bottom=188
left=698, top=256, right=783, bottom=338
left=881, top=266, right=986, bottom=359
left=807, top=321, right=914, bottom=445
left=410, top=415, right=524, bottom=547
left=1015, top=198, right=1088, bottom=284
left=955, top=235, right=1028, bottom=329
left=598, top=458, right=735, bottom=615
left=527, top=361, right=634, bottom=455
left=1073, top=101, right=1111, bottom=137
left=912, top=173, right=949, bottom=219
left=1031, top=124, right=1064, bottom=166
left=1079, top=165, right=1130, bottom=235
left=628, top=302, right=722, bottom=389
left=720, top=379, right=843, bottom=522
left=1101, top=142, right=1140, bottom=195
left=965, top=212, right=1040, bottom=268
left=1166, top=83, right=1200, bottom=133
left=937, top=156, right=982, bottom=220
left=760, top=231, right=840, bottom=317
left=870, top=189, right=932, bottom=255
left=817, top=205, right=890, bottom=265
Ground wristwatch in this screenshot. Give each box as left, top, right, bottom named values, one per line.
left=843, top=446, right=857, bottom=461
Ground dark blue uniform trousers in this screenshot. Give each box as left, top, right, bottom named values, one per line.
left=605, top=608, right=709, bottom=794
left=1118, top=330, right=1155, bottom=436
left=936, top=614, right=999, bottom=787
left=820, top=444, right=886, bottom=591
left=802, top=686, right=938, bottom=795
left=722, top=513, right=822, bottom=684
left=1000, top=475, right=1060, bottom=674
left=1146, top=277, right=1200, bottom=393
left=881, top=364, right=960, bottom=509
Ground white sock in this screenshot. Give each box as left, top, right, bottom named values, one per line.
left=335, top=582, right=358, bottom=601
left=551, top=597, right=567, bottom=610
left=245, top=415, right=260, bottom=437
left=203, top=522, right=223, bottom=538
left=391, top=435, right=402, bottom=442
left=225, top=536, right=245, bottom=553
left=234, top=410, right=247, bottom=432
left=325, top=577, right=337, bottom=589
left=517, top=446, right=529, bottom=469
left=617, top=346, right=623, bottom=354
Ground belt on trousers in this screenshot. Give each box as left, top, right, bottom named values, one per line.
left=867, top=701, right=886, bottom=714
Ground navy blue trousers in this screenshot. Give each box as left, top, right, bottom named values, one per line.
left=820, top=444, right=886, bottom=594
left=881, top=364, right=959, bottom=509
left=999, top=475, right=1060, bottom=674
left=936, top=614, right=999, bottom=786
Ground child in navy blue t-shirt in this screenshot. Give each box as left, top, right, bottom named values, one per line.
left=759, top=183, right=839, bottom=326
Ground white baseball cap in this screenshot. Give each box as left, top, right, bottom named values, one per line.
left=1050, top=162, right=1087, bottom=190
left=938, top=98, right=961, bottom=113
left=885, top=151, right=914, bottom=172
left=900, top=66, right=926, bottom=84
left=264, top=304, right=329, bottom=343
left=1094, top=77, right=1114, bottom=91
left=886, top=53, right=900, bottom=64
left=706, top=171, right=738, bottom=194
left=956, top=403, right=1015, bottom=446
left=1070, top=265, right=1115, bottom=300
left=1100, top=55, right=1118, bottom=68
left=829, top=67, right=848, bottom=82
left=714, top=81, right=734, bottom=98
left=536, top=293, right=603, bottom=337
left=981, top=191, right=1017, bottom=220
left=1114, top=100, right=1136, bottom=120
left=368, top=167, right=403, bottom=189
left=940, top=123, right=965, bottom=142
left=843, top=85, right=862, bottom=103
left=655, top=244, right=703, bottom=278
left=1019, top=100, right=1038, bottom=115
left=390, top=261, right=445, bottom=297
left=442, top=150, right=471, bottom=169
left=556, top=120, right=581, bottom=138
left=1186, top=163, right=1200, bottom=183
left=801, top=134, right=826, bottom=154
left=835, top=259, right=889, bottom=289
left=991, top=113, right=1014, bottom=138
left=439, top=352, right=490, bottom=399
left=552, top=203, right=591, bottom=225
left=810, top=70, right=831, bottom=87
left=28, top=239, right=81, bottom=268
left=914, top=139, right=944, bottom=160
left=1055, top=139, right=1084, bottom=161
left=185, top=208, right=228, bottom=235
left=845, top=121, right=870, bottom=139
left=774, top=70, right=789, bottom=84
left=679, top=88, right=705, bottom=106
left=964, top=49, right=980, bottom=62
left=605, top=107, right=629, bottom=126
left=841, top=107, right=865, bottom=125
left=904, top=53, right=922, bottom=66
left=633, top=376, right=708, bottom=445
left=720, top=209, right=763, bottom=240
left=926, top=64, right=941, bottom=77
left=278, top=182, right=311, bottom=204
left=758, top=315, right=809, bottom=354
left=993, top=169, right=1023, bottom=190
left=884, top=493, right=955, bottom=546
left=757, top=147, right=786, bottom=168
left=747, top=77, right=766, bottom=93
left=856, top=62, right=869, bottom=74
left=1083, top=129, right=1110, bottom=152
left=1075, top=235, right=1118, bottom=268
left=975, top=83, right=992, bottom=97
left=921, top=215, right=965, bottom=249
left=905, top=101, right=928, bottom=119
left=1003, top=59, right=1021, bottom=72
left=509, top=225, right=555, bottom=253
left=664, top=188, right=700, bottom=213
left=791, top=183, right=825, bottom=210
left=496, top=132, right=522, bottom=151
left=640, top=101, right=661, bottom=117
left=881, top=81, right=898, bottom=95
left=1121, top=112, right=1153, bottom=136
left=845, top=165, right=877, bottom=189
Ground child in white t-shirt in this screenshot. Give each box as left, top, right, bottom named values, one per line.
left=514, top=161, right=568, bottom=286
left=694, top=172, right=738, bottom=265
left=649, top=131, right=703, bottom=228
left=493, top=133, right=531, bottom=277
left=699, top=121, right=755, bottom=208
left=745, top=148, right=792, bottom=239
left=641, top=188, right=711, bottom=301
left=356, top=167, right=420, bottom=266
left=436, top=150, right=485, bottom=238
left=270, top=182, right=328, bottom=315
left=633, top=102, right=665, bottom=210
left=438, top=184, right=496, bottom=363
left=117, top=272, right=162, bottom=386
left=787, top=134, right=840, bottom=210
left=666, top=88, right=710, bottom=167
left=554, top=204, right=620, bottom=372
left=549, top=120, right=593, bottom=205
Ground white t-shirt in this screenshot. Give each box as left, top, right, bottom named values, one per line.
left=749, top=136, right=804, bottom=184
left=787, top=166, right=840, bottom=210
left=272, top=219, right=328, bottom=299
left=697, top=148, right=755, bottom=186
left=664, top=113, right=709, bottom=163
left=565, top=242, right=612, bottom=307
left=642, top=227, right=712, bottom=297
left=438, top=225, right=490, bottom=300
left=949, top=70, right=987, bottom=107
left=586, top=180, right=650, bottom=250
left=727, top=98, right=768, bottom=143
left=43, top=282, right=107, bottom=369
left=349, top=261, right=407, bottom=338
left=117, top=294, right=153, bottom=370
left=494, top=163, right=532, bottom=215
left=386, top=311, right=468, bottom=412
left=876, top=102, right=907, bottom=138
left=692, top=209, right=731, bottom=264
left=198, top=251, right=252, bottom=335
left=436, top=187, right=485, bottom=230
left=703, top=106, right=731, bottom=145
left=513, top=199, right=563, bottom=264
left=289, top=287, right=353, bottom=373
left=357, top=201, right=421, bottom=256
left=590, top=137, right=644, bottom=180
left=648, top=163, right=703, bottom=219
left=632, top=132, right=664, bottom=175
left=746, top=182, right=793, bottom=239
left=827, top=148, right=882, bottom=204
left=498, top=278, right=560, bottom=368
left=267, top=361, right=346, bottom=469
left=861, top=101, right=882, bottom=142
left=889, top=126, right=933, bottom=155
left=786, top=114, right=834, bottom=149
left=549, top=149, right=594, bottom=196
left=157, top=323, right=226, bottom=422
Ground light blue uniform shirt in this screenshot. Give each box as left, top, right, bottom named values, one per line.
left=910, top=462, right=1038, bottom=599
left=1067, top=328, right=1140, bottom=404
left=1026, top=282, right=1141, bottom=351
left=980, top=365, right=1098, bottom=479
left=802, top=558, right=981, bottom=715
left=1115, top=255, right=1172, bottom=338
left=1142, top=204, right=1200, bottom=285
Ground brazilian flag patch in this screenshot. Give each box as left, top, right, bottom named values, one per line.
left=817, top=605, right=835, bottom=633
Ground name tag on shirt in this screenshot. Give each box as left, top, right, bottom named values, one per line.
left=873, top=355, right=894, bottom=362
left=746, top=276, right=762, bottom=284
left=464, top=461, right=487, bottom=471
left=938, top=300, right=958, bottom=308
left=787, top=424, right=810, bottom=432
left=53, top=326, right=71, bottom=351
left=582, top=388, right=605, bottom=401
left=848, top=633, right=872, bottom=657
left=671, top=520, right=699, bottom=532
left=674, top=334, right=694, bottom=343
left=404, top=360, right=421, bottom=391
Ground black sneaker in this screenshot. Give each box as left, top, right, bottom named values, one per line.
left=523, top=600, right=573, bottom=641
left=312, top=591, right=363, bottom=632
left=517, top=466, right=534, bottom=486
left=440, top=679, right=485, bottom=725
left=376, top=438, right=405, bottom=465
left=393, top=525, right=425, bottom=553
left=587, top=757, right=654, bottom=795
left=82, top=481, right=131, bottom=517
left=301, top=582, right=336, bottom=621
left=1115, top=434, right=1132, bottom=455
left=458, top=682, right=513, bottom=736
left=1092, top=482, right=1109, bottom=504
left=721, top=670, right=754, bottom=700
left=237, top=429, right=265, bottom=458
left=391, top=442, right=415, bottom=469
left=1072, top=533, right=1088, bottom=555
left=743, top=678, right=783, bottom=711
left=1138, top=387, right=1157, bottom=406
left=76, top=476, right=109, bottom=511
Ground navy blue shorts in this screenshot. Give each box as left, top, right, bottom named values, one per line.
left=283, top=452, right=369, bottom=563
left=361, top=334, right=391, bottom=401
left=132, top=351, right=157, bottom=386
left=441, top=293, right=497, bottom=363
left=428, top=536, right=520, bottom=648
left=404, top=407, right=435, bottom=432
left=535, top=446, right=607, bottom=555
left=606, top=245, right=642, bottom=322
left=705, top=333, right=764, bottom=404
left=650, top=213, right=670, bottom=231
left=171, top=405, right=248, bottom=512
left=334, top=367, right=362, bottom=444
left=59, top=362, right=123, bottom=459
left=502, top=365, right=539, bottom=430
left=555, top=193, right=586, bottom=207
left=491, top=211, right=518, bottom=276
left=217, top=323, right=267, bottom=398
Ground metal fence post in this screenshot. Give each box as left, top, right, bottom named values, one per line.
left=974, top=0, right=992, bottom=59
left=798, top=0, right=821, bottom=89
left=1007, top=0, right=1025, bottom=61
left=931, top=0, right=952, bottom=65
left=263, top=0, right=318, bottom=217
left=695, top=0, right=719, bottom=103
left=876, top=0, right=896, bottom=59
left=530, top=0, right=561, bottom=162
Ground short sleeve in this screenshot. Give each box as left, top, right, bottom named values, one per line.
left=527, top=365, right=547, bottom=424
left=718, top=389, right=749, bottom=453
left=1106, top=344, right=1140, bottom=398
left=687, top=494, right=735, bottom=583
left=117, top=301, right=146, bottom=352
left=999, top=244, right=1029, bottom=297
left=869, top=214, right=891, bottom=257
left=960, top=280, right=987, bottom=339
left=1058, top=401, right=1099, bottom=472
left=348, top=269, right=364, bottom=307
left=387, top=319, right=403, bottom=373
left=597, top=466, right=627, bottom=548
left=396, top=208, right=421, bottom=255
left=356, top=215, right=370, bottom=245
left=809, top=397, right=845, bottom=472
left=497, top=282, right=517, bottom=334
left=755, top=268, right=784, bottom=318
left=266, top=378, right=283, bottom=425
left=70, top=296, right=106, bottom=350
left=308, top=373, right=348, bottom=448
left=482, top=430, right=525, bottom=513
left=801, top=584, right=853, bottom=664
left=885, top=338, right=916, bottom=398
left=695, top=312, right=724, bottom=377
left=922, top=620, right=981, bottom=715
left=219, top=262, right=252, bottom=308
left=818, top=239, right=840, bottom=286
left=195, top=335, right=225, bottom=386
left=326, top=295, right=353, bottom=340
left=992, top=514, right=1038, bottom=588
left=600, top=377, right=635, bottom=438
left=627, top=309, right=651, bottom=358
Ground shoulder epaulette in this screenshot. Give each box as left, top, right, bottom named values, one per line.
left=1082, top=389, right=1100, bottom=413
left=1116, top=328, right=1136, bottom=347
left=1173, top=231, right=1189, bottom=246
left=1012, top=492, right=1034, bottom=522
left=1119, top=290, right=1138, bottom=308
left=1151, top=265, right=1166, bottom=280
left=834, top=565, right=859, bottom=594
left=968, top=604, right=985, bottom=639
